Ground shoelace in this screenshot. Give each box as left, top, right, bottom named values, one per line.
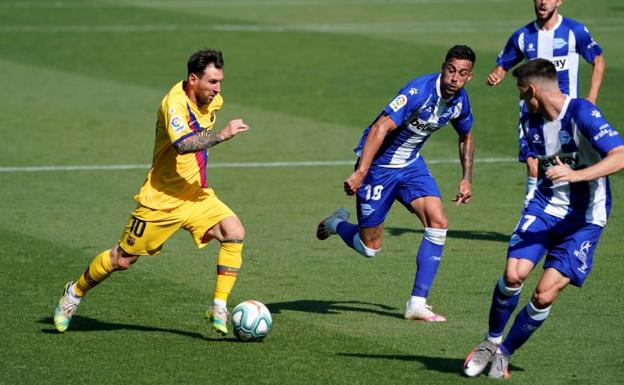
left=473, top=344, right=495, bottom=363
left=491, top=355, right=507, bottom=374
left=60, top=296, right=79, bottom=317
left=213, top=307, right=229, bottom=320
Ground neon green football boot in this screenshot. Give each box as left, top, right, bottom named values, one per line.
left=53, top=281, right=81, bottom=333
left=205, top=306, right=229, bottom=335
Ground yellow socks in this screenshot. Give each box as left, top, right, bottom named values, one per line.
left=214, top=241, right=243, bottom=303
left=74, top=249, right=114, bottom=297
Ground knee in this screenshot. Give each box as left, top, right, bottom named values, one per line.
left=531, top=289, right=554, bottom=308
left=110, top=246, right=139, bottom=271
left=354, top=234, right=380, bottom=258
left=503, top=271, right=525, bottom=288
left=429, top=217, right=448, bottom=230
left=223, top=218, right=245, bottom=240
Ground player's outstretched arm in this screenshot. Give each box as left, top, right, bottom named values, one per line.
left=453, top=132, right=474, bottom=206
left=176, top=119, right=250, bottom=154
left=486, top=66, right=507, bottom=86
left=546, top=146, right=624, bottom=183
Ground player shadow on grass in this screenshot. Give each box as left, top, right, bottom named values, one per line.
left=386, top=227, right=509, bottom=242
left=266, top=300, right=402, bottom=319
left=38, top=316, right=236, bottom=342
left=337, top=352, right=524, bottom=375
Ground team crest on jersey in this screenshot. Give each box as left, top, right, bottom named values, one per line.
left=553, top=38, right=568, bottom=50
left=389, top=94, right=408, bottom=112
left=559, top=130, right=572, bottom=145
left=170, top=115, right=185, bottom=133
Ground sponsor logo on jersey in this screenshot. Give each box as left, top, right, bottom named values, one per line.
left=553, top=38, right=568, bottom=49
left=574, top=240, right=591, bottom=273
left=408, top=118, right=438, bottom=133
left=389, top=94, right=408, bottom=112
left=408, top=88, right=418, bottom=96
left=170, top=115, right=186, bottom=132
left=539, top=153, right=579, bottom=169
left=591, top=110, right=602, bottom=118
left=168, top=107, right=176, bottom=114
left=526, top=43, right=536, bottom=52
left=550, top=57, right=569, bottom=71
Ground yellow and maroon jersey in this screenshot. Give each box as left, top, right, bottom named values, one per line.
left=135, top=81, right=223, bottom=210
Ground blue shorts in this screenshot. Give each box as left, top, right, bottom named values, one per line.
left=356, top=156, right=441, bottom=228
left=507, top=210, right=603, bottom=287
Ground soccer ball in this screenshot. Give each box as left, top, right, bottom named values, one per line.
left=230, top=300, right=272, bottom=342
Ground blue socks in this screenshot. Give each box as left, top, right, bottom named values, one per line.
left=485, top=277, right=551, bottom=356
left=336, top=221, right=359, bottom=248
left=411, top=228, right=447, bottom=298
left=500, top=302, right=551, bottom=356
left=488, top=277, right=522, bottom=339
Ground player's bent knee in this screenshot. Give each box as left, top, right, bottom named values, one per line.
left=531, top=290, right=555, bottom=308
left=503, top=272, right=524, bottom=288
left=111, top=246, right=139, bottom=270
left=429, top=217, right=449, bottom=230
left=353, top=234, right=380, bottom=258
left=222, top=216, right=245, bottom=240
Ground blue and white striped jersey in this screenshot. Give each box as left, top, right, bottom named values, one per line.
left=523, top=97, right=624, bottom=227
left=498, top=15, right=602, bottom=97
left=354, top=73, right=472, bottom=168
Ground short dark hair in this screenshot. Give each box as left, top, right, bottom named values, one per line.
left=187, top=49, right=224, bottom=77
left=444, top=45, right=476, bottom=64
left=512, top=58, right=557, bottom=85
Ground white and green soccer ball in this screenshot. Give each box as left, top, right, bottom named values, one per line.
left=230, top=300, right=272, bottom=342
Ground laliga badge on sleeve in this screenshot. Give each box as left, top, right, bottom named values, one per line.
left=389, top=94, right=407, bottom=112
left=170, top=116, right=186, bottom=133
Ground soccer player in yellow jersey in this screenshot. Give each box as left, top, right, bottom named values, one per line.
left=53, top=49, right=250, bottom=335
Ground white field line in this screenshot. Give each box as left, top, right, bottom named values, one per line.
left=1, top=22, right=622, bottom=34
left=0, top=157, right=515, bottom=173
left=0, top=0, right=510, bottom=9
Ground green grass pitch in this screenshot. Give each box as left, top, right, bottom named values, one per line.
left=1, top=1, right=623, bottom=384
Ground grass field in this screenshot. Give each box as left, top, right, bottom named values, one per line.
left=1, top=0, right=623, bottom=384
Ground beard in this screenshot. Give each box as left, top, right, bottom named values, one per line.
left=535, top=7, right=556, bottom=22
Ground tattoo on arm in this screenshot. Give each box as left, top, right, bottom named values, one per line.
left=175, top=130, right=223, bottom=154
left=459, top=134, right=474, bottom=182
